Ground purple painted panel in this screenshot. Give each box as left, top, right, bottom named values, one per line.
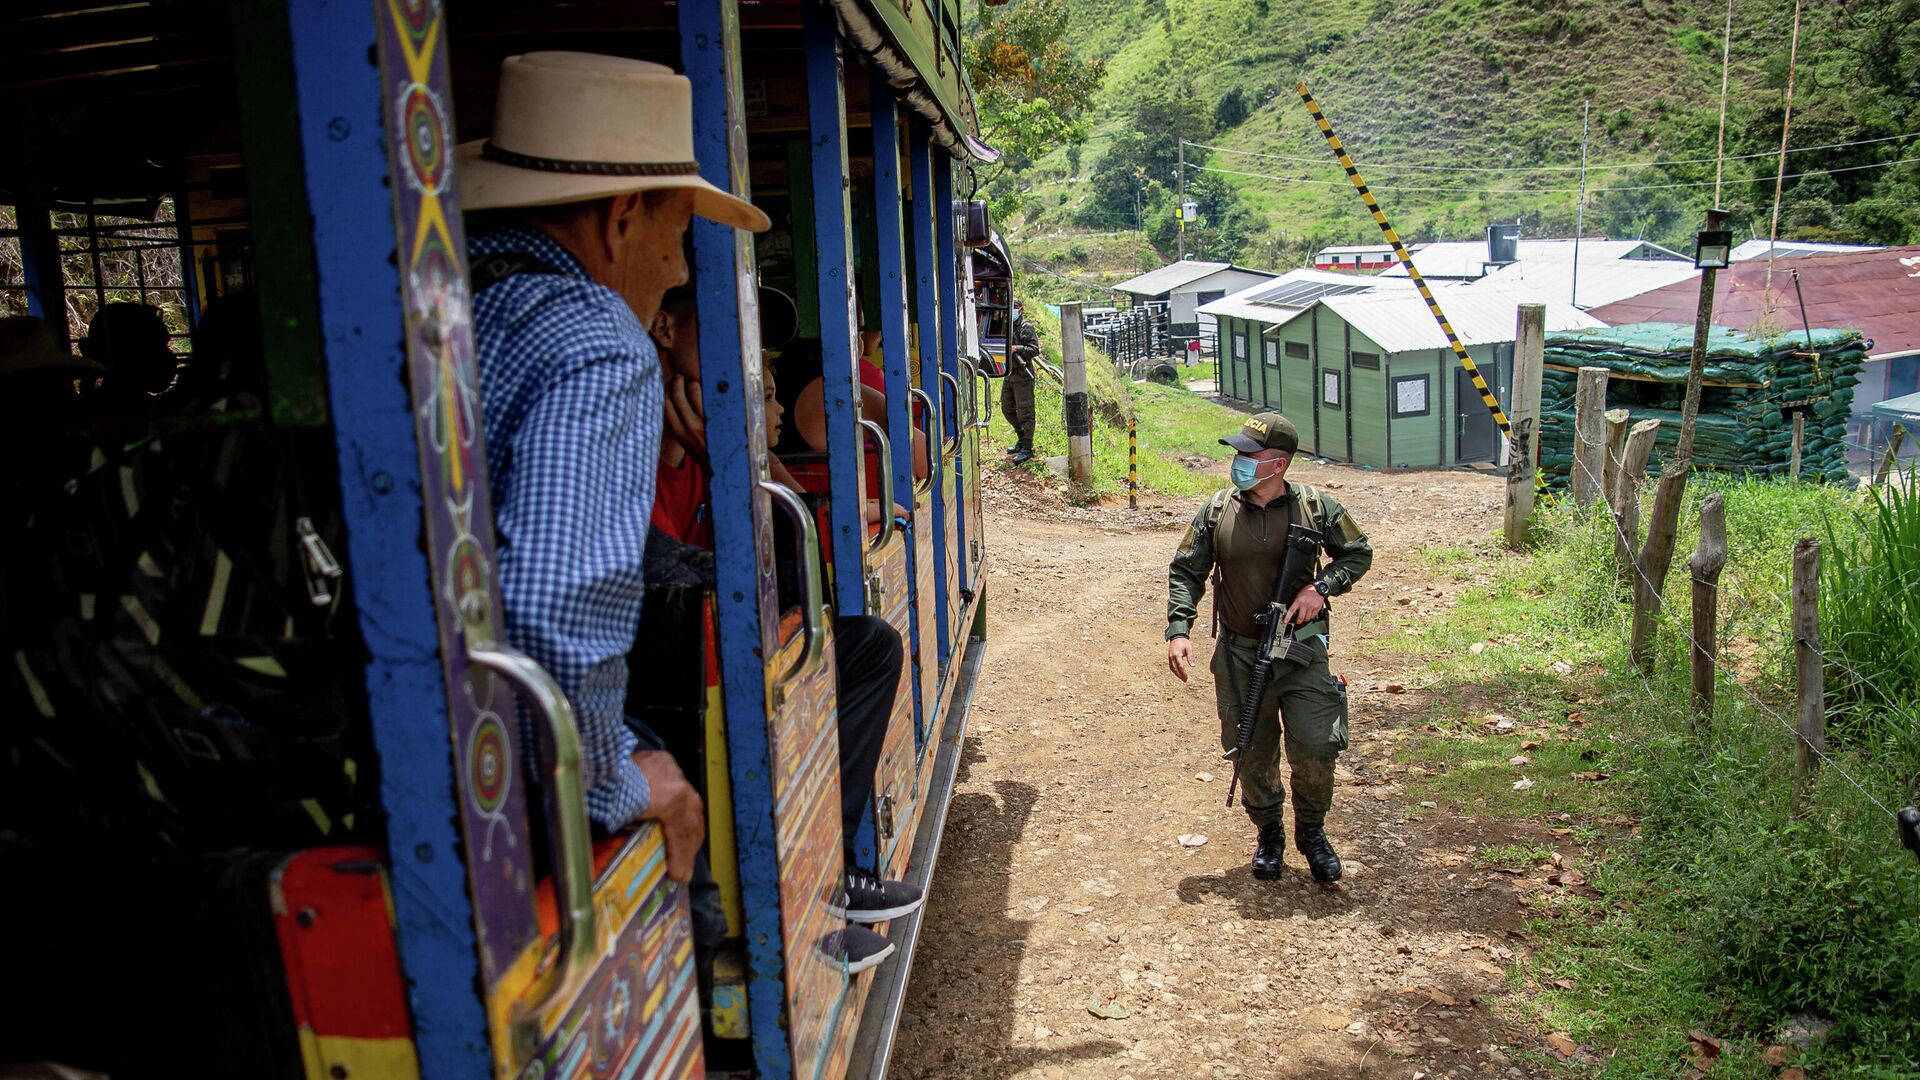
left=371, top=0, right=538, bottom=986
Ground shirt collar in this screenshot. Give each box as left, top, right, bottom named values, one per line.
left=1234, top=479, right=1294, bottom=510
left=468, top=225, right=593, bottom=282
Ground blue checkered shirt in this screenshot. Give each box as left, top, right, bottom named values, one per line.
left=470, top=227, right=658, bottom=831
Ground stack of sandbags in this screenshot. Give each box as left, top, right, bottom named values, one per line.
left=1538, top=322, right=1863, bottom=487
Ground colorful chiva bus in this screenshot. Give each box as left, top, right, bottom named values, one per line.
left=0, top=0, right=995, bottom=1077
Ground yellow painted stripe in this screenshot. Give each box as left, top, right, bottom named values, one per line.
left=297, top=1029, right=422, bottom=1080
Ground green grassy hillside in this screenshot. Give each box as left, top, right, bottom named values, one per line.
left=999, top=0, right=1920, bottom=268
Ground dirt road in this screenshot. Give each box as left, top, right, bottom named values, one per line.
left=892, top=458, right=1555, bottom=1079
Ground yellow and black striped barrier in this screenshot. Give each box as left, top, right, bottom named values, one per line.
left=1296, top=81, right=1512, bottom=435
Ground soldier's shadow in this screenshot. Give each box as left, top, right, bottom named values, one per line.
left=1174, top=865, right=1369, bottom=922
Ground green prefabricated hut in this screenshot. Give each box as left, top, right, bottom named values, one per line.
left=1201, top=279, right=1600, bottom=468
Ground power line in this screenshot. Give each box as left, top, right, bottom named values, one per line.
left=1179, top=129, right=1920, bottom=175
left=1191, top=156, right=1920, bottom=198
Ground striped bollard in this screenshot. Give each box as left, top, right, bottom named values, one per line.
left=1128, top=415, right=1138, bottom=509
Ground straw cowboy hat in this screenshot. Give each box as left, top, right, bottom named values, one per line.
left=458, top=51, right=769, bottom=232
left=0, top=316, right=104, bottom=378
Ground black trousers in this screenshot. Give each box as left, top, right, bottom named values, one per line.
left=831, top=613, right=903, bottom=868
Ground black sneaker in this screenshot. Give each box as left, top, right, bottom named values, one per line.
left=827, top=867, right=926, bottom=923
left=821, top=924, right=896, bottom=974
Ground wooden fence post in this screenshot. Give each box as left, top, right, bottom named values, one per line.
left=1687, top=494, right=1727, bottom=723
left=1629, top=466, right=1689, bottom=671
left=1572, top=366, right=1609, bottom=507
left=1875, top=423, right=1908, bottom=486
left=1789, top=412, right=1805, bottom=481
left=1614, top=418, right=1663, bottom=586
left=1603, top=407, right=1630, bottom=507
left=1504, top=304, right=1546, bottom=549
left=1791, top=536, right=1824, bottom=816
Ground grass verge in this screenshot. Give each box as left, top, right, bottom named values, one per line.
left=1388, top=477, right=1920, bottom=1077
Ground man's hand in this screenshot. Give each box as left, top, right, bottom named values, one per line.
left=633, top=750, right=704, bottom=882
left=1284, top=585, right=1327, bottom=627
left=1167, top=635, right=1194, bottom=682
left=662, top=374, right=707, bottom=461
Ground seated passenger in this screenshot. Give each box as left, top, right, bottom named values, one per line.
left=78, top=302, right=178, bottom=420
left=459, top=50, right=769, bottom=880
left=0, top=316, right=101, bottom=436
left=168, top=292, right=268, bottom=415
left=777, top=299, right=931, bottom=485
left=645, top=287, right=925, bottom=974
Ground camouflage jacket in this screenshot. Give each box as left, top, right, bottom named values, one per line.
left=1166, top=481, right=1372, bottom=644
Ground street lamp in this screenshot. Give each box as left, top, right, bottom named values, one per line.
left=1693, top=216, right=1732, bottom=270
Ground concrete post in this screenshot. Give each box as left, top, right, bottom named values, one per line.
left=1061, top=302, right=1093, bottom=483
left=1503, top=303, right=1545, bottom=549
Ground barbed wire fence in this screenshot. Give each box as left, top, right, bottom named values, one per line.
left=1564, top=442, right=1920, bottom=862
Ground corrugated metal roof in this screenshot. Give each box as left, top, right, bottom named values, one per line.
left=1317, top=288, right=1602, bottom=354
left=1378, top=238, right=1686, bottom=279
left=1873, top=390, right=1920, bottom=422
left=1589, top=244, right=1920, bottom=358
left=1112, top=260, right=1274, bottom=296
left=1729, top=239, right=1883, bottom=261
left=1318, top=244, right=1394, bottom=256
left=1195, top=267, right=1406, bottom=323
left=1472, top=258, right=1702, bottom=310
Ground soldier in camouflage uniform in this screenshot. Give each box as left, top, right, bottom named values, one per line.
left=1000, top=299, right=1039, bottom=464
left=1165, top=412, right=1373, bottom=883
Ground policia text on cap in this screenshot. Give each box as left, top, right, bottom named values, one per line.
left=1165, top=412, right=1373, bottom=884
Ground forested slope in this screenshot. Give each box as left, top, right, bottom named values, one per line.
left=982, top=0, right=1920, bottom=267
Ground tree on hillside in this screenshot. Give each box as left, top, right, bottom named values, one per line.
left=1075, top=78, right=1212, bottom=231
left=965, top=0, right=1106, bottom=222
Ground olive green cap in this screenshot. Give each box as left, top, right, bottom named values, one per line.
left=1220, top=411, right=1299, bottom=454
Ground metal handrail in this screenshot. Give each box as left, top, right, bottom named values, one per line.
left=858, top=417, right=896, bottom=551
left=761, top=480, right=828, bottom=686
left=468, top=642, right=598, bottom=1046
left=907, top=387, right=938, bottom=497
left=936, top=371, right=963, bottom=456
left=959, top=357, right=990, bottom=431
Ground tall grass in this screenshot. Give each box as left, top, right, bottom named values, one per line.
left=1823, top=471, right=1920, bottom=728
left=1405, top=477, right=1920, bottom=1076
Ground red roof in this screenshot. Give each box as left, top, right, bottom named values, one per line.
left=1590, top=245, right=1920, bottom=358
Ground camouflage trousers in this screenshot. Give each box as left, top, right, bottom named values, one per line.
left=1210, top=630, right=1350, bottom=828
left=999, top=372, right=1034, bottom=448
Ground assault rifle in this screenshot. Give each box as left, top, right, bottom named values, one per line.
left=1224, top=521, right=1324, bottom=807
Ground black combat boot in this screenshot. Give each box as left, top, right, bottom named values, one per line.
left=1010, top=445, right=1034, bottom=465
left=1295, top=821, right=1343, bottom=884
left=1251, top=822, right=1286, bottom=880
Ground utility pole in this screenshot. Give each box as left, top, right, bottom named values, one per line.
left=1177, top=139, right=1187, bottom=260
left=1572, top=100, right=1589, bottom=309
left=1676, top=206, right=1729, bottom=468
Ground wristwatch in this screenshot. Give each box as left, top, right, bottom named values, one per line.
left=1312, top=580, right=1331, bottom=598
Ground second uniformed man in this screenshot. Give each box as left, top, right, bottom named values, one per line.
left=1165, top=412, right=1372, bottom=883
left=1000, top=298, right=1040, bottom=464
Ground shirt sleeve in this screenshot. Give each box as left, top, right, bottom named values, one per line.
left=1167, top=494, right=1218, bottom=640
left=1315, top=493, right=1373, bottom=597
left=493, top=328, right=662, bottom=831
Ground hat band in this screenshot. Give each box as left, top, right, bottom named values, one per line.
left=482, top=141, right=701, bottom=177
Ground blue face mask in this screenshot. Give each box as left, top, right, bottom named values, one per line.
left=1230, top=455, right=1274, bottom=491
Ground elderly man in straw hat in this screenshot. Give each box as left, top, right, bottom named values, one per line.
left=460, top=52, right=768, bottom=887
